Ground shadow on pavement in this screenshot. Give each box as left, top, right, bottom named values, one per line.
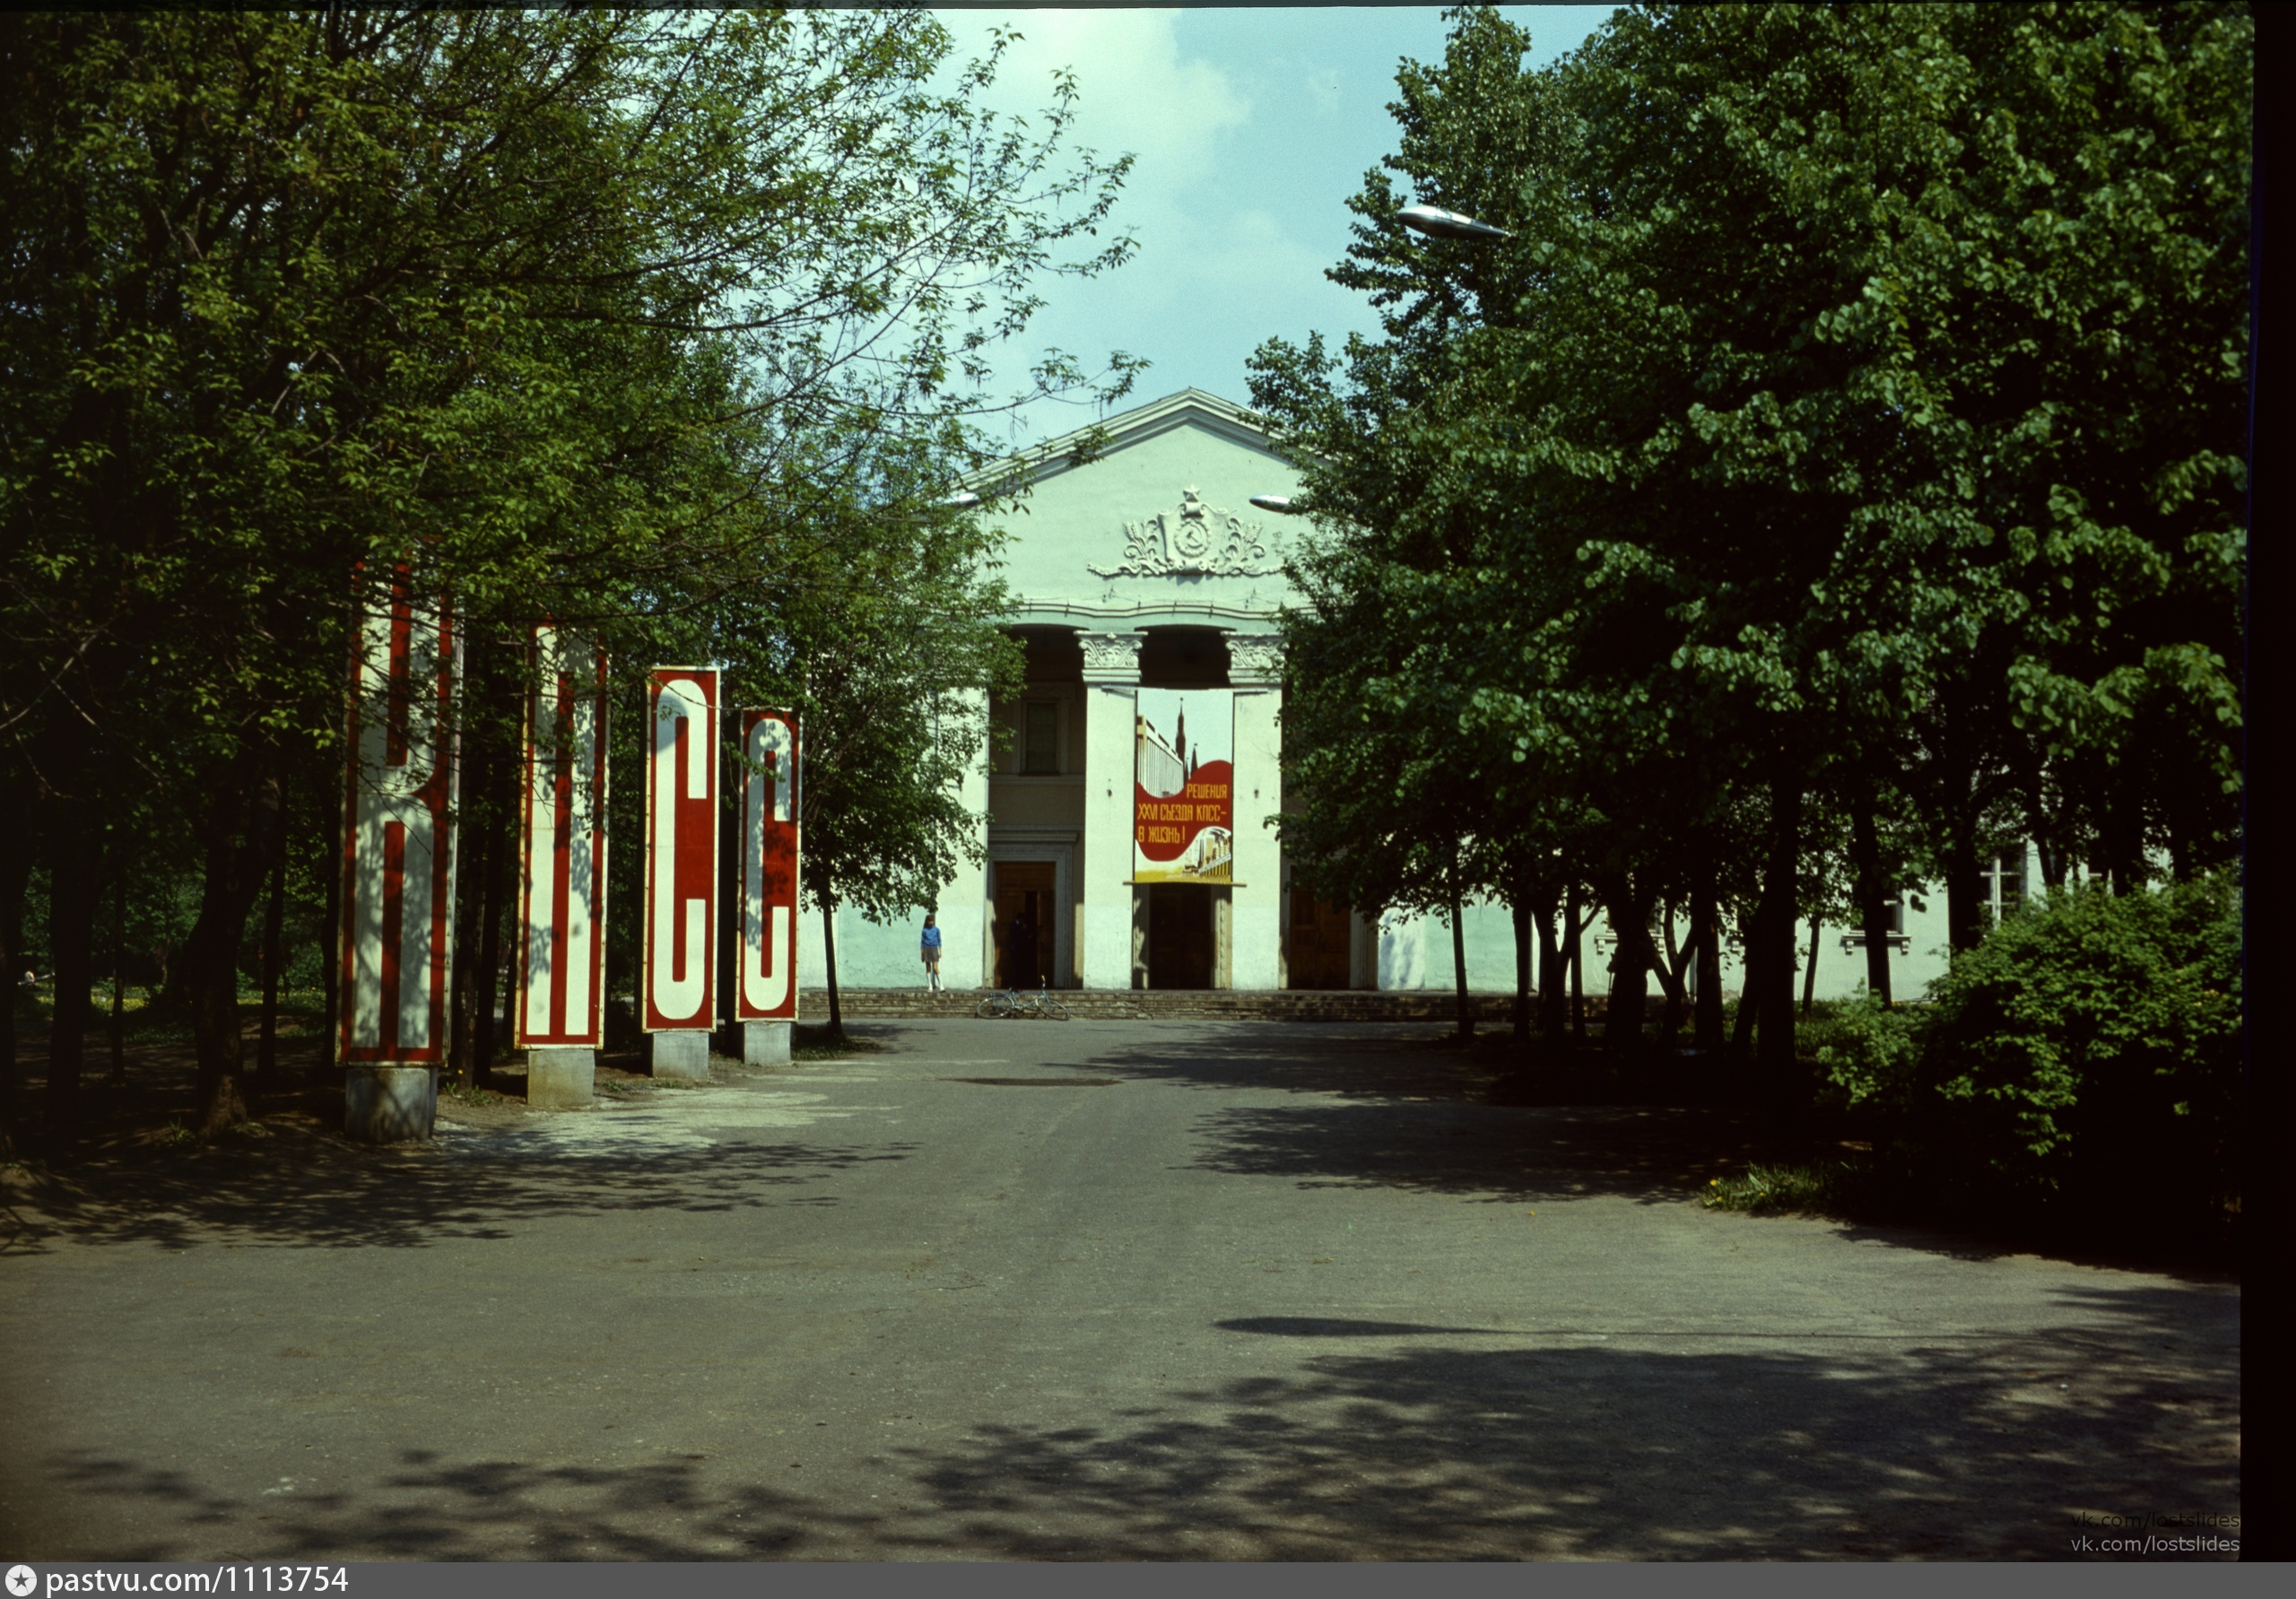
left=22, top=1280, right=2237, bottom=1561
left=4, top=1133, right=914, bottom=1254
left=1185, top=1099, right=1769, bottom=1209
left=1080, top=1026, right=1525, bottom=1104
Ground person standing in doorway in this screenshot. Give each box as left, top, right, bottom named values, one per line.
left=920, top=912, right=944, bottom=993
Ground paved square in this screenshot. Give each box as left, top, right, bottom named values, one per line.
left=0, top=1021, right=2239, bottom=1560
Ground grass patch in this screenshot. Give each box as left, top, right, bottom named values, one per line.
left=1701, top=1161, right=1863, bottom=1215
left=440, top=1082, right=509, bottom=1108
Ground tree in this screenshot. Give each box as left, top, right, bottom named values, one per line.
left=718, top=469, right=1023, bottom=1045
left=1, top=9, right=1141, bottom=1136
left=1250, top=4, right=2246, bottom=1103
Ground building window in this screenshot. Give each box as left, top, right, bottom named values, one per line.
left=1844, top=894, right=1907, bottom=951
left=1984, top=848, right=2027, bottom=922
left=1022, top=700, right=1059, bottom=774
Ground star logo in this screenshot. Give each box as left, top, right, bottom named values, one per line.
left=5, top=1565, right=38, bottom=1598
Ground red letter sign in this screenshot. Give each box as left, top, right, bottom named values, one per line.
left=516, top=628, right=610, bottom=1048
left=644, top=667, right=718, bottom=1031
left=340, top=573, right=459, bottom=1064
left=737, top=708, right=800, bottom=1021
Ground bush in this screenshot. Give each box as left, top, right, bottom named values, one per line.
left=1806, top=872, right=2240, bottom=1236
left=1916, top=872, right=2239, bottom=1222
left=1815, top=995, right=1924, bottom=1115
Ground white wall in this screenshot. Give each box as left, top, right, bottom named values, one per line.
left=1370, top=843, right=2042, bottom=1002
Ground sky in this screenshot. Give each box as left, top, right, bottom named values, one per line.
left=926, top=5, right=1619, bottom=449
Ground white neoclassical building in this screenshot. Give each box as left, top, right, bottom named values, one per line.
left=794, top=388, right=2017, bottom=1003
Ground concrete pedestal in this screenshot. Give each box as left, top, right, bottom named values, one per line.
left=649, top=1030, right=711, bottom=1081
left=744, top=1020, right=792, bottom=1066
left=345, top=1065, right=438, bottom=1143
left=527, top=1047, right=596, bottom=1108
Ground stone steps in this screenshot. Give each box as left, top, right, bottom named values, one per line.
left=796, top=988, right=1533, bottom=1023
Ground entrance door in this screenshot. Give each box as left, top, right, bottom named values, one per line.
left=1146, top=883, right=1214, bottom=989
left=992, top=860, right=1056, bottom=989
left=1287, top=891, right=1352, bottom=989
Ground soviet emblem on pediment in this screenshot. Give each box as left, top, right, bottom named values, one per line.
left=1088, top=486, right=1283, bottom=579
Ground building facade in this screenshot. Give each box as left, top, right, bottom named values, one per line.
left=794, top=390, right=2020, bottom=1004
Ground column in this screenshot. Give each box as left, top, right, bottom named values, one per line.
left=1079, top=631, right=1142, bottom=990
left=1229, top=635, right=1284, bottom=991
left=942, top=685, right=991, bottom=991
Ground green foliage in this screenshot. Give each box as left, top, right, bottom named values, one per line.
left=1, top=9, right=1143, bottom=1128
left=1918, top=873, right=2239, bottom=1199
left=1701, top=1162, right=1862, bottom=1215
left=1813, top=872, right=2239, bottom=1222
left=1814, top=996, right=1926, bottom=1114
left=1252, top=4, right=2247, bottom=1069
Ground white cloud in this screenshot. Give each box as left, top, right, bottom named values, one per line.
left=953, top=9, right=1251, bottom=195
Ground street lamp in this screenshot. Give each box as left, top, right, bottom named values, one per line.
left=1396, top=202, right=1510, bottom=243
left=1248, top=495, right=1300, bottom=515
left=940, top=491, right=981, bottom=510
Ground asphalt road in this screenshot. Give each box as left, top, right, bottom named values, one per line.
left=0, top=1019, right=2241, bottom=1560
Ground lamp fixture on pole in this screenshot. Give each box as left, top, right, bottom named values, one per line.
left=1397, top=203, right=1509, bottom=243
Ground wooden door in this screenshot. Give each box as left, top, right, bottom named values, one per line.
left=1287, top=891, right=1352, bottom=989
left=1146, top=883, right=1214, bottom=989
left=992, top=860, right=1056, bottom=989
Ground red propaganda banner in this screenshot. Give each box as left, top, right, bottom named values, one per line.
left=515, top=628, right=610, bottom=1048
left=737, top=708, right=800, bottom=1021
left=339, top=573, right=460, bottom=1064
left=1132, top=687, right=1235, bottom=884
left=644, top=666, right=718, bottom=1031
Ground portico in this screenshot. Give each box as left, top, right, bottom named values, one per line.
left=961, top=390, right=1308, bottom=992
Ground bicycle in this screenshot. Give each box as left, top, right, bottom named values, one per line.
left=973, top=982, right=1070, bottom=1020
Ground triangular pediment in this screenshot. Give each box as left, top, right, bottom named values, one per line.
left=964, top=391, right=1310, bottom=622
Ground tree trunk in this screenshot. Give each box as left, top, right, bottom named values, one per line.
left=109, top=858, right=128, bottom=1085
left=448, top=785, right=483, bottom=1084
left=1448, top=879, right=1473, bottom=1041
left=1596, top=873, right=1654, bottom=1057
left=1850, top=799, right=1893, bottom=1004
left=320, top=773, right=343, bottom=1079
left=1692, top=877, right=1724, bottom=1055
left=0, top=798, right=29, bottom=1156
left=1510, top=893, right=1530, bottom=1042
left=1800, top=913, right=1822, bottom=1017
left=1757, top=773, right=1804, bottom=1111
left=822, top=893, right=844, bottom=1042
left=473, top=777, right=509, bottom=1090
left=1534, top=881, right=1566, bottom=1047
left=1654, top=900, right=1692, bottom=1046
left=256, top=853, right=286, bottom=1087
left=46, top=825, right=98, bottom=1120
left=187, top=760, right=284, bottom=1136
left=2098, top=777, right=2145, bottom=895
left=1728, top=906, right=1760, bottom=1063
left=1566, top=883, right=1587, bottom=1044
left=1944, top=813, right=1986, bottom=955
